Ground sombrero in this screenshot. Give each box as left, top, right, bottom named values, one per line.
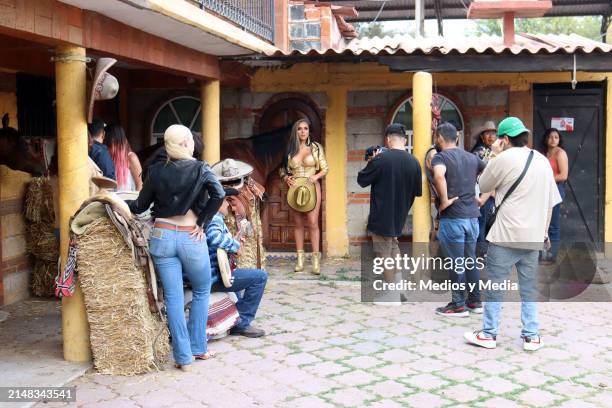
left=287, top=178, right=316, bottom=213
left=91, top=176, right=117, bottom=190
left=87, top=58, right=119, bottom=123
left=471, top=120, right=497, bottom=141
left=211, top=159, right=253, bottom=189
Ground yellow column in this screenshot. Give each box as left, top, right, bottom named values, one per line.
left=201, top=80, right=220, bottom=164
left=412, top=72, right=432, bottom=243
left=55, top=45, right=91, bottom=362
left=325, top=86, right=349, bottom=256
left=605, top=77, right=612, bottom=256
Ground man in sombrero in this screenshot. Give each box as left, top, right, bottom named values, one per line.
left=206, top=186, right=268, bottom=338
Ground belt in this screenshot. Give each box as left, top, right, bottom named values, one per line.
left=154, top=222, right=195, bottom=232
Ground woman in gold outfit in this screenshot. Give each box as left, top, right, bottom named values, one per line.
left=279, top=119, right=329, bottom=274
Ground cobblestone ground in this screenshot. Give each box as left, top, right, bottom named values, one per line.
left=36, top=259, right=612, bottom=408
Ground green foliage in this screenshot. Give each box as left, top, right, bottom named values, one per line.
left=354, top=22, right=399, bottom=39
left=474, top=16, right=603, bottom=41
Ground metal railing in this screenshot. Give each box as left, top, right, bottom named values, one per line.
left=194, top=0, right=275, bottom=43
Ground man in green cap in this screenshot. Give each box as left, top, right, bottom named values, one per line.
left=464, top=117, right=561, bottom=352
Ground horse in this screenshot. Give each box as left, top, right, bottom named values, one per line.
left=138, top=125, right=293, bottom=187
left=0, top=114, right=45, bottom=176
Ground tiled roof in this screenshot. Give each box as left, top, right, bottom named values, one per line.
left=267, top=33, right=612, bottom=57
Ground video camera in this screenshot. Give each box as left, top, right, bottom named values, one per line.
left=364, top=145, right=388, bottom=161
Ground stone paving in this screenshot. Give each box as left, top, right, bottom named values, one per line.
left=30, top=257, right=612, bottom=408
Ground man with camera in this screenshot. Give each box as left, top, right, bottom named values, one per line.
left=358, top=123, right=422, bottom=305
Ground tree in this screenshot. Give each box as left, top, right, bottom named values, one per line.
left=353, top=22, right=399, bottom=39
left=474, top=16, right=603, bottom=41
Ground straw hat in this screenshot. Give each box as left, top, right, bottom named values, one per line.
left=471, top=120, right=497, bottom=141
left=287, top=178, right=316, bottom=213
left=87, top=58, right=119, bottom=123
left=91, top=176, right=117, bottom=190
left=211, top=159, right=253, bottom=189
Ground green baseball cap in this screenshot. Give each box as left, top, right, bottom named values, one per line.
left=497, top=117, right=529, bottom=138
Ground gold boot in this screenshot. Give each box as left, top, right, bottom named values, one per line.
left=294, top=250, right=305, bottom=272
left=311, top=252, right=321, bottom=275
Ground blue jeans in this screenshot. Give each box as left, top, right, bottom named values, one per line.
left=477, top=197, right=495, bottom=243
left=437, top=218, right=480, bottom=307
left=149, top=227, right=211, bottom=365
left=483, top=244, right=539, bottom=338
left=213, top=268, right=268, bottom=330
left=548, top=183, right=565, bottom=259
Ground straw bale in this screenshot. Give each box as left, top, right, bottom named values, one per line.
left=26, top=224, right=58, bottom=262
left=24, top=177, right=55, bottom=224
left=30, top=260, right=57, bottom=297
left=76, top=216, right=169, bottom=375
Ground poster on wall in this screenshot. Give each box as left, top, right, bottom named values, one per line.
left=551, top=117, right=574, bottom=132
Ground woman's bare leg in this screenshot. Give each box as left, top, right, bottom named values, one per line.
left=307, top=183, right=322, bottom=252
left=293, top=209, right=305, bottom=251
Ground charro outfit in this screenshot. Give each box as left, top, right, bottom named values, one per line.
left=279, top=142, right=329, bottom=273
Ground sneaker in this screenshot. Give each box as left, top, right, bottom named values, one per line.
left=464, top=330, right=497, bottom=349
left=522, top=335, right=543, bottom=351
left=229, top=325, right=266, bottom=338
left=372, top=291, right=402, bottom=306
left=435, top=303, right=469, bottom=317
left=466, top=302, right=483, bottom=314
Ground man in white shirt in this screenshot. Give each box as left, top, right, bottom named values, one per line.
left=464, top=117, right=561, bottom=352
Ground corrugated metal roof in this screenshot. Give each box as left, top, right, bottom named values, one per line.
left=268, top=33, right=612, bottom=57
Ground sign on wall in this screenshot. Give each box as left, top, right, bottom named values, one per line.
left=551, top=117, right=574, bottom=132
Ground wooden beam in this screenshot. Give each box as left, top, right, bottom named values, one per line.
left=378, top=53, right=612, bottom=73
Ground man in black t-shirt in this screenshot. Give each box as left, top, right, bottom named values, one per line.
left=431, top=122, right=486, bottom=316
left=358, top=124, right=422, bottom=304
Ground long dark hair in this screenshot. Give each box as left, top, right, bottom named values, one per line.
left=283, top=118, right=312, bottom=172
left=539, top=128, right=564, bottom=154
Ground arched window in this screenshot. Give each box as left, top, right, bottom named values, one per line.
left=389, top=94, right=464, bottom=152
left=150, top=96, right=201, bottom=145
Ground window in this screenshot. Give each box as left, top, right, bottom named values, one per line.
left=150, top=96, right=201, bottom=145
left=389, top=94, right=464, bottom=153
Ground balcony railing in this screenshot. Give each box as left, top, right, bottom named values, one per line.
left=194, top=0, right=275, bottom=43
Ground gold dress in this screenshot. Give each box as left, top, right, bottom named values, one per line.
left=279, top=142, right=329, bottom=180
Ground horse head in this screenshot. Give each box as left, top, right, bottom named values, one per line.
left=0, top=113, right=45, bottom=176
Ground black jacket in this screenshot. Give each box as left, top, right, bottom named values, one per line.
left=127, top=159, right=225, bottom=228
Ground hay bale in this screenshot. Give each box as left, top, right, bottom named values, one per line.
left=76, top=216, right=170, bottom=375
left=30, top=260, right=57, bottom=298
left=26, top=224, right=58, bottom=262
left=24, top=177, right=54, bottom=224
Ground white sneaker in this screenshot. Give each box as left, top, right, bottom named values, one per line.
left=523, top=335, right=543, bottom=351
left=464, top=330, right=497, bottom=349
left=372, top=291, right=401, bottom=306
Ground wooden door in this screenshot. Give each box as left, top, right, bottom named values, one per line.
left=258, top=98, right=322, bottom=251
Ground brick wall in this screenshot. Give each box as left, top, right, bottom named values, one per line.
left=1, top=165, right=32, bottom=306
left=346, top=87, right=509, bottom=254
left=287, top=1, right=344, bottom=51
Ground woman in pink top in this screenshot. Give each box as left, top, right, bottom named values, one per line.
left=104, top=124, right=143, bottom=192
left=539, top=128, right=568, bottom=262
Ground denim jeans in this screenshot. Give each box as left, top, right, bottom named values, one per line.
left=212, top=268, right=268, bottom=330
left=483, top=244, right=539, bottom=338
left=548, top=183, right=565, bottom=259
left=477, top=197, right=495, bottom=244
left=437, top=217, right=480, bottom=307
left=149, top=227, right=211, bottom=365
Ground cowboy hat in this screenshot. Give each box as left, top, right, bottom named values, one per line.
left=287, top=178, right=317, bottom=213
left=211, top=159, right=253, bottom=189
left=91, top=176, right=117, bottom=190
left=87, top=58, right=119, bottom=123
left=471, top=120, right=497, bottom=141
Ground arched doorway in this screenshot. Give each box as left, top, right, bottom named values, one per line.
left=388, top=93, right=465, bottom=151
left=258, top=96, right=323, bottom=252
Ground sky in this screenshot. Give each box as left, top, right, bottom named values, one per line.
left=382, top=19, right=480, bottom=37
